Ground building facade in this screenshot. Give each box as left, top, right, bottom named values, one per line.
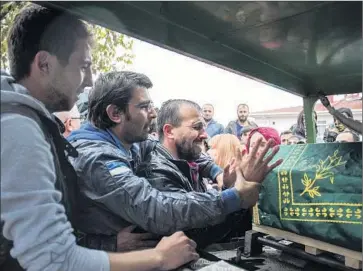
left=249, top=95, right=362, bottom=141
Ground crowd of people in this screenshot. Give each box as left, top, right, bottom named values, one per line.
left=0, top=4, right=360, bottom=271
left=198, top=100, right=360, bottom=152
left=1, top=5, right=282, bottom=271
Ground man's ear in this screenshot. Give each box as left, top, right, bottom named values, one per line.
left=163, top=124, right=175, bottom=140
left=106, top=104, right=123, bottom=124
left=32, top=51, right=56, bottom=76
left=64, top=118, right=73, bottom=133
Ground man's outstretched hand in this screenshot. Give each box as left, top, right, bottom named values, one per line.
left=222, top=158, right=237, bottom=188
left=319, top=94, right=331, bottom=108
left=233, top=137, right=283, bottom=208
left=240, top=137, right=282, bottom=183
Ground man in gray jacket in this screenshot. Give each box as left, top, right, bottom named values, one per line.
left=1, top=4, right=198, bottom=271
left=225, top=104, right=258, bottom=139
left=67, top=71, right=282, bottom=250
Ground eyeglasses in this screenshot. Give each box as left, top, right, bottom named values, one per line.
left=71, top=116, right=86, bottom=121
left=63, top=116, right=86, bottom=125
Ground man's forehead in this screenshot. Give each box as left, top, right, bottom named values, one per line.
left=70, top=39, right=92, bottom=62
left=238, top=105, right=248, bottom=111
left=130, top=87, right=152, bottom=102
left=203, top=105, right=213, bottom=110
left=180, top=104, right=203, bottom=122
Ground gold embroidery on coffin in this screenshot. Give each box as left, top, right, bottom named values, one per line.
left=278, top=145, right=362, bottom=225
left=300, top=150, right=346, bottom=198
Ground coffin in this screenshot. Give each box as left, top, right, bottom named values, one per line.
left=254, top=143, right=362, bottom=252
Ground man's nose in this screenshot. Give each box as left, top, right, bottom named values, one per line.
left=83, top=69, right=93, bottom=88
left=149, top=107, right=157, bottom=119
left=199, top=130, right=208, bottom=139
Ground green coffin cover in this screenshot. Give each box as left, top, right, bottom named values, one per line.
left=255, top=143, right=362, bottom=251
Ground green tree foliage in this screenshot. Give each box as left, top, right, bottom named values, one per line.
left=1, top=1, right=134, bottom=74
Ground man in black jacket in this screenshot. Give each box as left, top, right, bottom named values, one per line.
left=68, top=72, right=282, bottom=251
left=136, top=99, right=271, bottom=247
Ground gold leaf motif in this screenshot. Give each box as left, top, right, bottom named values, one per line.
left=315, top=207, right=321, bottom=217
left=295, top=208, right=300, bottom=217
left=308, top=208, right=314, bottom=217
left=337, top=208, right=344, bottom=218
left=329, top=208, right=335, bottom=218
left=302, top=209, right=307, bottom=217
left=308, top=191, right=315, bottom=198
left=322, top=208, right=328, bottom=218
left=300, top=150, right=347, bottom=198
left=346, top=209, right=352, bottom=219
left=354, top=209, right=361, bottom=219
left=282, top=191, right=290, bottom=197
left=283, top=198, right=291, bottom=204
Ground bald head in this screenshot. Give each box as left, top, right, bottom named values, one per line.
left=54, top=105, right=80, bottom=122
left=53, top=105, right=81, bottom=137
left=335, top=131, right=357, bottom=143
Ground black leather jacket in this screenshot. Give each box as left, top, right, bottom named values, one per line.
left=136, top=142, right=209, bottom=193
left=135, top=142, right=247, bottom=247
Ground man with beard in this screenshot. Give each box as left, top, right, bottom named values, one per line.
left=225, top=104, right=258, bottom=139
left=1, top=5, right=198, bottom=271
left=202, top=103, right=224, bottom=138
left=135, top=99, right=274, bottom=247
left=67, top=72, right=282, bottom=252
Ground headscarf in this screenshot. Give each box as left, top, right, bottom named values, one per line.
left=246, top=127, right=281, bottom=153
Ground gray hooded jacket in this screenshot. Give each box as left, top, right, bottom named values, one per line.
left=1, top=71, right=109, bottom=271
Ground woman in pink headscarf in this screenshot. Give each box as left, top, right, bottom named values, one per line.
left=246, top=127, right=281, bottom=155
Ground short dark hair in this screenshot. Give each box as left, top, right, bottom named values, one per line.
left=7, top=4, right=92, bottom=80
left=240, top=126, right=253, bottom=136
left=157, top=99, right=201, bottom=141
left=237, top=104, right=249, bottom=111
left=280, top=130, right=293, bottom=137
left=88, top=71, right=153, bottom=130
left=203, top=103, right=214, bottom=110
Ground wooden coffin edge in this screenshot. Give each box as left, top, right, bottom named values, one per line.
left=252, top=224, right=362, bottom=264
